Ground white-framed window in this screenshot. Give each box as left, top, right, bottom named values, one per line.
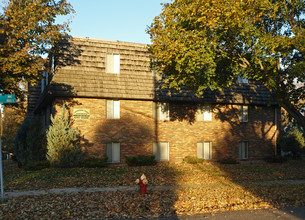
left=152, top=69, right=157, bottom=77
left=106, top=53, right=120, bottom=74
left=41, top=71, right=49, bottom=93
left=239, top=105, right=248, bottom=122
left=107, top=100, right=120, bottom=119
left=197, top=103, right=212, bottom=121
left=300, top=105, right=305, bottom=116
left=153, top=142, right=169, bottom=161
left=238, top=75, right=248, bottom=84
left=197, top=142, right=212, bottom=160
left=51, top=56, right=55, bottom=74
left=153, top=102, right=169, bottom=120
left=106, top=142, right=120, bottom=163
left=239, top=141, right=248, bottom=159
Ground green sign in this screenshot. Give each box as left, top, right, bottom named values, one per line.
left=0, top=94, right=15, bottom=103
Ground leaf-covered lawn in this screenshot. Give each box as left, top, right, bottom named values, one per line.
left=3, top=160, right=305, bottom=191
left=1, top=160, right=305, bottom=219
left=1, top=185, right=305, bottom=219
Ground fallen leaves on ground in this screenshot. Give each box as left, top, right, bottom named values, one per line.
left=1, top=184, right=305, bottom=219
left=4, top=160, right=305, bottom=191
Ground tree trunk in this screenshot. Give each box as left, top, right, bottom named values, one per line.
left=281, top=102, right=305, bottom=130
left=262, top=81, right=305, bottom=131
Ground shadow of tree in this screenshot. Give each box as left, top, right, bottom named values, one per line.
left=151, top=77, right=290, bottom=216
left=90, top=105, right=179, bottom=217
left=51, top=36, right=82, bottom=71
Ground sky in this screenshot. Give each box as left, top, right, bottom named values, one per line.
left=59, top=0, right=170, bottom=44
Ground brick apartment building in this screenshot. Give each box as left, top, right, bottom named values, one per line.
left=28, top=36, right=280, bottom=163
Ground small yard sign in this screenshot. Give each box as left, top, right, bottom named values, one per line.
left=0, top=94, right=15, bottom=103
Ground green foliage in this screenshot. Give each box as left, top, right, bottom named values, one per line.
left=46, top=104, right=83, bottom=168
left=264, top=156, right=288, bottom=163
left=14, top=116, right=47, bottom=166
left=80, top=156, right=108, bottom=168
left=183, top=156, right=205, bottom=164
left=148, top=0, right=305, bottom=129
left=218, top=157, right=239, bottom=164
left=23, top=160, right=50, bottom=171
left=125, top=155, right=157, bottom=166
left=0, top=0, right=74, bottom=98
left=278, top=126, right=305, bottom=157
left=2, top=105, right=26, bottom=153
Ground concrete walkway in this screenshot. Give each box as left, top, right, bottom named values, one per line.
left=157, top=206, right=305, bottom=220
left=4, top=179, right=305, bottom=199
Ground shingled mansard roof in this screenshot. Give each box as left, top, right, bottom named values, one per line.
left=29, top=36, right=277, bottom=114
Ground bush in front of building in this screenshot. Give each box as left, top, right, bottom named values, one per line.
left=23, top=160, right=50, bottom=171
left=264, top=155, right=288, bottom=163
left=125, top=155, right=157, bottom=166
left=183, top=156, right=205, bottom=164
left=14, top=116, right=47, bottom=167
left=80, top=156, right=108, bottom=168
left=278, top=126, right=305, bottom=158
left=46, top=104, right=83, bottom=168
left=217, top=157, right=239, bottom=164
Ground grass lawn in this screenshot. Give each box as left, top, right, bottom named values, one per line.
left=1, top=159, right=305, bottom=219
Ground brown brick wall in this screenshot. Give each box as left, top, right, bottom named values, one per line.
left=53, top=98, right=279, bottom=163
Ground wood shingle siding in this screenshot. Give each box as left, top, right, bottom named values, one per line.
left=28, top=36, right=277, bottom=115
left=26, top=36, right=280, bottom=162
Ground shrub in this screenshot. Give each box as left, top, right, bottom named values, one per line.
left=14, top=116, right=47, bottom=167
left=46, top=104, right=83, bottom=168
left=125, top=155, right=157, bottom=166
left=81, top=156, right=108, bottom=168
left=218, top=157, right=239, bottom=164
left=264, top=156, right=288, bottom=163
left=23, top=160, right=50, bottom=171
left=278, top=126, right=305, bottom=158
left=183, top=156, right=205, bottom=164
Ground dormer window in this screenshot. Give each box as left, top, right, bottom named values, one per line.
left=197, top=103, right=212, bottom=121
left=238, top=75, right=248, bottom=84
left=41, top=71, right=49, bottom=93
left=106, top=53, right=120, bottom=74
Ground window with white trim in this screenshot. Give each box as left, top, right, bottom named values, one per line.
left=197, top=142, right=212, bottom=160
left=107, top=100, right=120, bottom=119
left=238, top=75, right=248, bottom=83
left=106, top=142, right=120, bottom=163
left=239, top=105, right=248, bottom=122
left=41, top=71, right=49, bottom=93
left=153, top=142, right=169, bottom=161
left=153, top=102, right=169, bottom=120
left=197, top=103, right=212, bottom=121
left=239, top=141, right=248, bottom=159
left=106, top=53, right=120, bottom=74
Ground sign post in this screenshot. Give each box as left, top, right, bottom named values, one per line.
left=0, top=94, right=15, bottom=202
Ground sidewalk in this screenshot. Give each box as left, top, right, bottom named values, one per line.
left=157, top=206, right=305, bottom=220
left=5, top=179, right=305, bottom=198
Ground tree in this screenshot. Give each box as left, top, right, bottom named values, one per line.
left=46, top=104, right=82, bottom=167
left=14, top=116, right=47, bottom=166
left=148, top=0, right=305, bottom=129
left=0, top=0, right=74, bottom=98
left=279, top=125, right=305, bottom=157
left=2, top=104, right=26, bottom=153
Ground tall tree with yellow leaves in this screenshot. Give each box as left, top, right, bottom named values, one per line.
left=148, top=0, right=305, bottom=129
left=0, top=0, right=74, bottom=98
